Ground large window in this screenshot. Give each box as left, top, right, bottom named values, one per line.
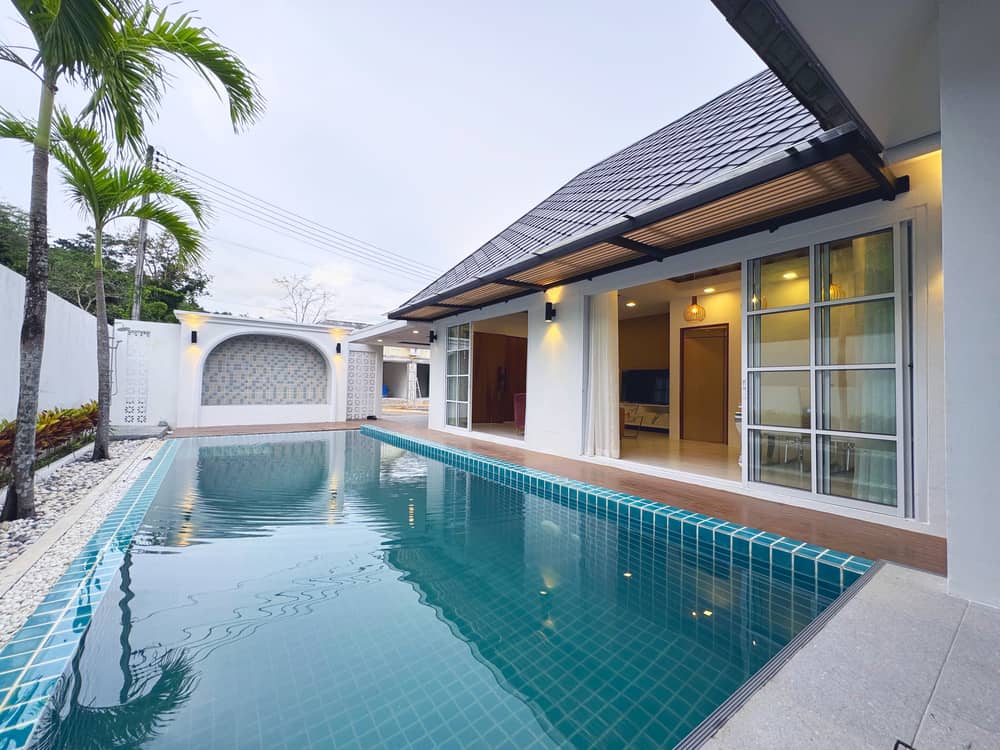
left=746, top=229, right=904, bottom=511
left=446, top=323, right=471, bottom=429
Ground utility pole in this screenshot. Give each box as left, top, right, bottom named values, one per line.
left=129, top=144, right=155, bottom=320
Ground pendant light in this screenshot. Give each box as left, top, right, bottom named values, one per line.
left=683, top=295, right=706, bottom=322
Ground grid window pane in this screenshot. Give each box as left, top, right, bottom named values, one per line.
left=819, top=436, right=897, bottom=506
left=749, top=430, right=811, bottom=491
left=446, top=401, right=468, bottom=429
left=447, top=349, right=469, bottom=376
left=818, top=370, right=896, bottom=435
left=749, top=247, right=809, bottom=311
left=446, top=376, right=468, bottom=402
left=818, top=299, right=895, bottom=365
left=818, top=229, right=893, bottom=301
left=749, top=371, right=810, bottom=429
left=750, top=310, right=810, bottom=367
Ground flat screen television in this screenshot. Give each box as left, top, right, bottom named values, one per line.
left=620, top=369, right=669, bottom=406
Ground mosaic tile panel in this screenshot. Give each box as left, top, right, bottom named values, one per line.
left=201, top=335, right=328, bottom=406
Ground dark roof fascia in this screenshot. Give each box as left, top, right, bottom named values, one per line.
left=424, top=181, right=908, bottom=323
left=710, top=0, right=883, bottom=152
left=389, top=124, right=892, bottom=321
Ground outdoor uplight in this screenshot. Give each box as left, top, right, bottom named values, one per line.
left=545, top=301, right=557, bottom=323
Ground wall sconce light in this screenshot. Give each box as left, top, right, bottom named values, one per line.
left=545, top=301, right=557, bottom=323
left=683, top=295, right=706, bottom=322
left=429, top=331, right=438, bottom=344
left=335, top=342, right=342, bottom=354
left=190, top=330, right=197, bottom=344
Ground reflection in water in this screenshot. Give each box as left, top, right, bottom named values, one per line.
left=34, top=432, right=846, bottom=749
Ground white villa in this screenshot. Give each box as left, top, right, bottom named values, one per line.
left=354, top=0, right=997, bottom=608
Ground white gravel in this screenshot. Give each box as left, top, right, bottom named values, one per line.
left=0, top=439, right=162, bottom=647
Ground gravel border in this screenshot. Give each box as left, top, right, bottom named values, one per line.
left=0, top=439, right=162, bottom=648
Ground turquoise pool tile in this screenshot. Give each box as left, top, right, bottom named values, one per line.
left=0, top=695, right=50, bottom=732
left=0, top=721, right=33, bottom=750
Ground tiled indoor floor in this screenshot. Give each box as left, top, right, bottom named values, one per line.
left=619, top=432, right=740, bottom=481
left=471, top=422, right=523, bottom=440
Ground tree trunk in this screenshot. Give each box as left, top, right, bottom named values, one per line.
left=93, top=226, right=112, bottom=460
left=2, top=75, right=56, bottom=522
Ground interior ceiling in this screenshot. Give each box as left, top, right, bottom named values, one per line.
left=619, top=268, right=742, bottom=320
left=351, top=321, right=432, bottom=348
left=473, top=311, right=529, bottom=338
left=777, top=0, right=940, bottom=150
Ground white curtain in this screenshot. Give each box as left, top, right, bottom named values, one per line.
left=584, top=291, right=620, bottom=458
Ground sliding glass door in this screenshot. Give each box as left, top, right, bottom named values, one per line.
left=745, top=228, right=906, bottom=512
left=446, top=323, right=471, bottom=429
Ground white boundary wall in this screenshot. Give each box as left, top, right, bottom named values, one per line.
left=109, top=320, right=180, bottom=428
left=0, top=264, right=103, bottom=419
left=174, top=311, right=351, bottom=427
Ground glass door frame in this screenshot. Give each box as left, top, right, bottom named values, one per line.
left=740, top=220, right=911, bottom=517
left=445, top=322, right=472, bottom=431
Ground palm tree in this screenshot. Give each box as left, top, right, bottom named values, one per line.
left=1, top=114, right=208, bottom=459
left=0, top=1, right=263, bottom=519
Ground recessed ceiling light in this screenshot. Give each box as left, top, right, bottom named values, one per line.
left=703, top=287, right=716, bottom=294
left=412, top=329, right=420, bottom=334
left=782, top=271, right=798, bottom=280
left=377, top=339, right=382, bottom=342
left=625, top=301, right=637, bottom=308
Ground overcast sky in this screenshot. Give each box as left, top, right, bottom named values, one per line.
left=0, top=0, right=763, bottom=323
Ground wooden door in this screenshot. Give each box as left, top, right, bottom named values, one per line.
left=472, top=332, right=527, bottom=423
left=680, top=324, right=728, bottom=444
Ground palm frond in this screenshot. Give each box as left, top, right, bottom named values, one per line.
left=0, top=43, right=40, bottom=79
left=0, top=111, right=38, bottom=145
left=10, top=0, right=130, bottom=78
left=127, top=200, right=206, bottom=268
left=82, top=1, right=264, bottom=152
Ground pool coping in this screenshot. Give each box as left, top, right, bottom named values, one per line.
left=0, top=439, right=181, bottom=750
left=674, top=559, right=885, bottom=749
left=361, top=425, right=874, bottom=587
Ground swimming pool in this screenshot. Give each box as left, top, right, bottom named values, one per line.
left=0, top=429, right=871, bottom=749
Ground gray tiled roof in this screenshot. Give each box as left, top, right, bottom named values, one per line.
left=397, top=69, right=823, bottom=312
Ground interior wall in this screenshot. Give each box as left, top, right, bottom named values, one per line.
left=472, top=332, right=527, bottom=423
left=383, top=361, right=408, bottom=397
left=416, top=363, right=430, bottom=398
left=473, top=314, right=529, bottom=338
left=619, top=314, right=670, bottom=371
left=669, top=290, right=742, bottom=446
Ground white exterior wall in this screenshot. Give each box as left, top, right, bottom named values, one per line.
left=0, top=264, right=104, bottom=419
left=110, top=320, right=179, bottom=427
left=427, top=151, right=944, bottom=536
left=939, top=0, right=1000, bottom=605
left=174, top=312, right=350, bottom=427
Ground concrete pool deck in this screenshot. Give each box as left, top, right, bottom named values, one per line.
left=701, top=563, right=1000, bottom=749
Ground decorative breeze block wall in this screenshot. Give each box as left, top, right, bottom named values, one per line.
left=201, top=334, right=329, bottom=405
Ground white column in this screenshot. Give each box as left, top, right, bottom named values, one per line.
left=940, top=0, right=1000, bottom=605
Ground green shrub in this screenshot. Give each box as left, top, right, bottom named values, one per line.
left=0, top=402, right=99, bottom=480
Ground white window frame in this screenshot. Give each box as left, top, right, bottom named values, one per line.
left=742, top=221, right=911, bottom=517
left=445, top=322, right=472, bottom=431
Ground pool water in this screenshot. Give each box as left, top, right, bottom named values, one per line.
left=29, top=431, right=851, bottom=749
